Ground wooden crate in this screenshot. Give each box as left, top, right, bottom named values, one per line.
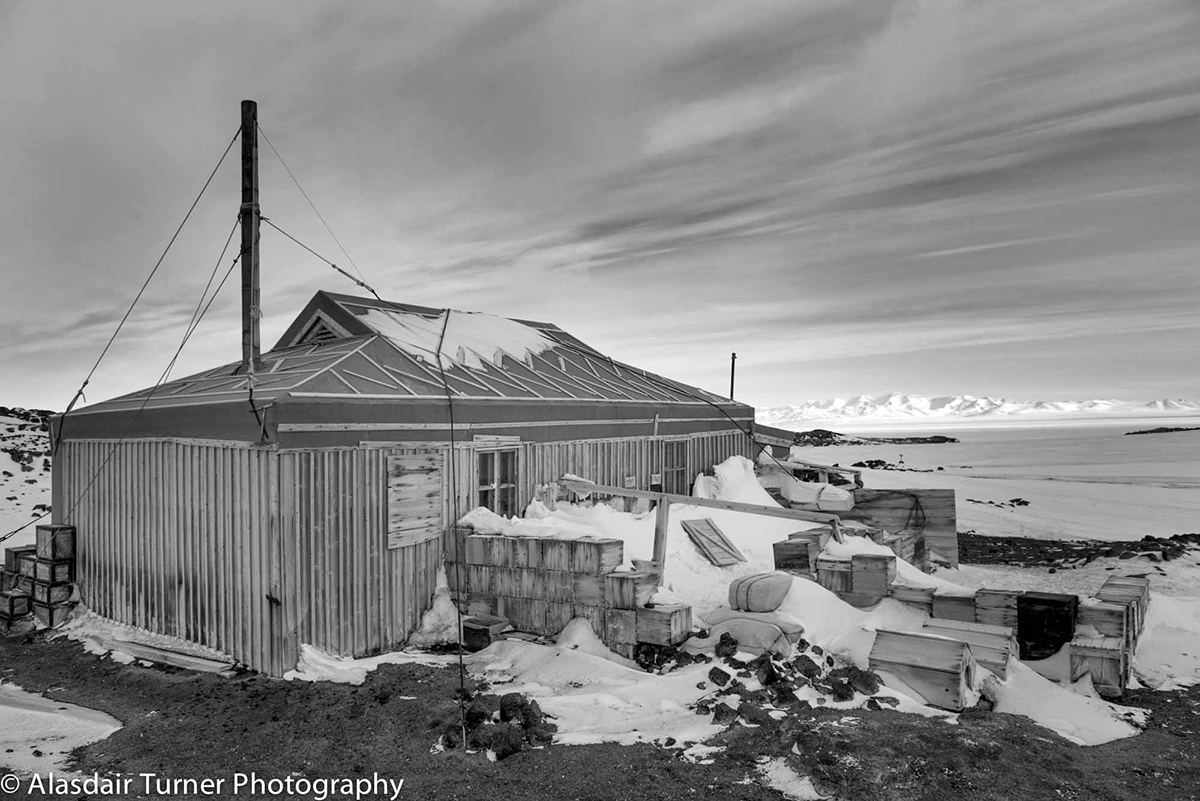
left=35, top=525, right=75, bottom=562
left=975, top=588, right=1020, bottom=629
left=772, top=539, right=817, bottom=576
left=1078, top=599, right=1134, bottom=649
left=462, top=615, right=511, bottom=651
left=880, top=530, right=918, bottom=564
left=510, top=537, right=543, bottom=570
left=869, top=629, right=978, bottom=711
left=32, top=601, right=72, bottom=628
left=1, top=590, right=30, bottom=619
left=497, top=597, right=548, bottom=634
left=32, top=581, right=71, bottom=606
left=789, top=527, right=833, bottom=550
left=922, top=618, right=1016, bottom=679
left=466, top=593, right=497, bottom=618
left=464, top=535, right=499, bottom=565
left=544, top=571, right=574, bottom=604
left=1070, top=634, right=1127, bottom=698
left=573, top=604, right=606, bottom=639
left=466, top=565, right=493, bottom=595
left=932, top=593, right=976, bottom=623
left=444, top=525, right=474, bottom=565
left=540, top=540, right=573, bottom=572
left=545, top=602, right=574, bottom=635
left=1017, top=591, right=1079, bottom=661
left=851, top=554, right=896, bottom=595
left=815, top=557, right=852, bottom=594
left=605, top=608, right=637, bottom=655
left=0, top=571, right=17, bottom=593
left=604, top=571, right=656, bottom=610
left=17, top=553, right=36, bottom=578
left=1096, top=576, right=1150, bottom=635
left=571, top=538, right=624, bottom=575
left=635, top=604, right=692, bottom=646
left=5, top=545, right=37, bottom=574
left=573, top=573, right=604, bottom=606
left=34, top=559, right=72, bottom=585
left=889, top=584, right=935, bottom=615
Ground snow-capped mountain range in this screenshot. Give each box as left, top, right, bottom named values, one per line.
left=758, top=394, right=1200, bottom=428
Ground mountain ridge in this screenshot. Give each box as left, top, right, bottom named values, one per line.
left=758, top=393, right=1200, bottom=426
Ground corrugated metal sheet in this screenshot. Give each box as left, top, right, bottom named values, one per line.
left=278, top=447, right=444, bottom=660
left=57, top=439, right=284, bottom=675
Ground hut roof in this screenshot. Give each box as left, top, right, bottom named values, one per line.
left=78, top=291, right=741, bottom=414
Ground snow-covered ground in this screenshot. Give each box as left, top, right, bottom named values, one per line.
left=0, top=410, right=53, bottom=547
left=288, top=456, right=1196, bottom=750
left=0, top=682, right=121, bottom=777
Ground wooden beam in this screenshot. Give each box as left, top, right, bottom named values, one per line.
left=561, top=477, right=842, bottom=540
left=652, top=498, right=670, bottom=582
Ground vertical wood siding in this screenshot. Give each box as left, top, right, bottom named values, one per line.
left=278, top=447, right=445, bottom=660
left=57, top=439, right=284, bottom=675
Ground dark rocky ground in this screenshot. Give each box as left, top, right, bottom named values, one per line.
left=793, top=429, right=959, bottom=447
left=958, top=530, right=1200, bottom=569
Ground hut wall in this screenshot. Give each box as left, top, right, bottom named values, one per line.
left=277, top=446, right=448, bottom=662
left=55, top=438, right=284, bottom=675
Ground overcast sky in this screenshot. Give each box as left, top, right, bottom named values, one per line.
left=3, top=0, right=1199, bottom=412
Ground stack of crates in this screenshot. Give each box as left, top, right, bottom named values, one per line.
left=1, top=525, right=76, bottom=629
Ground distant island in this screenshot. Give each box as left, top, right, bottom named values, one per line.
left=1124, top=426, right=1200, bottom=436
left=791, top=429, right=959, bottom=447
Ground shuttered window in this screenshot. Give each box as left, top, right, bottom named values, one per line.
left=386, top=452, right=444, bottom=548
left=478, top=449, right=518, bottom=518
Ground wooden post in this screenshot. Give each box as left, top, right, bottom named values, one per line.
left=652, top=494, right=670, bottom=583
left=240, top=100, right=261, bottom=374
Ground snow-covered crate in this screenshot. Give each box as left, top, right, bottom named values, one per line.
left=815, top=557, right=852, bottom=594
left=4, top=545, right=36, bottom=574
left=975, top=588, right=1020, bottom=629
left=869, top=629, right=978, bottom=712
left=32, top=600, right=72, bottom=628
left=571, top=538, right=623, bottom=575
left=17, top=552, right=37, bottom=578
left=772, top=539, right=817, bottom=576
left=1017, top=591, right=1078, bottom=661
left=851, top=553, right=896, bottom=595
left=932, top=592, right=976, bottom=623
left=1, top=590, right=31, bottom=619
left=604, top=571, right=656, bottom=610
left=635, top=604, right=692, bottom=646
left=33, top=558, right=72, bottom=585
left=889, top=583, right=935, bottom=614
left=922, top=618, right=1016, bottom=679
left=789, top=527, right=833, bottom=550
left=35, top=524, right=75, bottom=562
left=1069, top=634, right=1127, bottom=698
left=31, top=580, right=71, bottom=606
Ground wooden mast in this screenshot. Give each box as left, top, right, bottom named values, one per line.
left=240, top=100, right=261, bottom=374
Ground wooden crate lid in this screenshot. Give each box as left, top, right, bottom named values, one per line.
left=922, top=618, right=1013, bottom=638
left=870, top=629, right=974, bottom=675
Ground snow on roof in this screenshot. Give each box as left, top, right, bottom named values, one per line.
left=359, top=307, right=555, bottom=371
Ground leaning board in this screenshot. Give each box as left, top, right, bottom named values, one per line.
left=681, top=518, right=746, bottom=567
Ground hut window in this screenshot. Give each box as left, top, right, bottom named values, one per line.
left=478, top=449, right=518, bottom=517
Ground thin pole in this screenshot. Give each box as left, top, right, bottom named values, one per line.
left=240, top=100, right=261, bottom=374
left=729, top=352, right=737, bottom=399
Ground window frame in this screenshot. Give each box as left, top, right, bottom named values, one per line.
left=477, top=446, right=520, bottom=517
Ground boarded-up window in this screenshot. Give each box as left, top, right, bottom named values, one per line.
left=387, top=452, right=444, bottom=549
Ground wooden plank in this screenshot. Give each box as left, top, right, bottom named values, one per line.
left=680, top=518, right=746, bottom=567
left=386, top=452, right=445, bottom=549
left=932, top=593, right=976, bottom=623
left=922, top=619, right=1015, bottom=679
left=560, top=478, right=843, bottom=538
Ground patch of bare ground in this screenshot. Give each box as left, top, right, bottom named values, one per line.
left=2, top=632, right=1198, bottom=801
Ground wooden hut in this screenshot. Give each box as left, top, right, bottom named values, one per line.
left=50, top=291, right=755, bottom=675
